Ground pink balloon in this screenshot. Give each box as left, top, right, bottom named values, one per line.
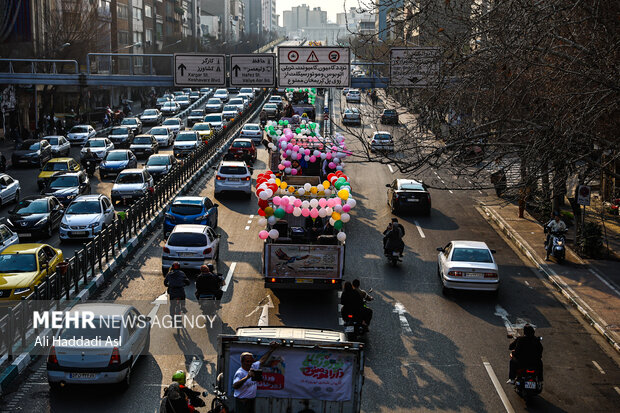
left=293, top=145, right=300, bottom=152
left=334, top=198, right=342, bottom=205
left=342, top=204, right=351, bottom=212
left=326, top=153, right=332, bottom=160
left=259, top=230, right=269, bottom=240
left=278, top=164, right=285, bottom=170
left=294, top=199, right=302, bottom=207
left=291, top=169, right=298, bottom=175
left=272, top=196, right=282, bottom=205
left=283, top=128, right=291, bottom=134
left=280, top=197, right=289, bottom=206
left=287, top=143, right=294, bottom=150
left=286, top=204, right=294, bottom=214
left=310, top=208, right=319, bottom=219
left=309, top=156, right=316, bottom=163
left=318, top=198, right=327, bottom=208
left=328, top=162, right=336, bottom=169
left=284, top=161, right=291, bottom=167
left=301, top=208, right=310, bottom=217
left=304, top=149, right=311, bottom=156
left=327, top=199, right=336, bottom=207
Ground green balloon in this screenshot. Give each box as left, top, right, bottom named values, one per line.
left=278, top=120, right=283, bottom=125
left=334, top=220, right=343, bottom=230
left=310, top=132, right=316, bottom=136
left=309, top=123, right=316, bottom=129
left=274, top=208, right=286, bottom=218
left=295, top=127, right=301, bottom=133
left=283, top=120, right=289, bottom=125
left=334, top=181, right=343, bottom=190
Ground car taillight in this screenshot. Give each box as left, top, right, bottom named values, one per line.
left=163, top=247, right=170, bottom=253
left=223, top=125, right=226, bottom=129
left=484, top=272, right=498, bottom=278
left=216, top=175, right=224, bottom=180
left=48, top=346, right=58, bottom=365
left=331, top=279, right=336, bottom=284
left=271, top=278, right=276, bottom=283
left=347, top=314, right=353, bottom=319
left=244, top=176, right=251, bottom=181
left=203, top=247, right=212, bottom=254
left=448, top=271, right=463, bottom=277
left=109, top=347, right=121, bottom=365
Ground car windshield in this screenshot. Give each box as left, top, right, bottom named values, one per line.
left=232, top=141, right=251, bottom=148
left=163, top=103, right=175, bottom=108
left=13, top=198, right=49, bottom=214
left=157, top=98, right=168, bottom=103
left=110, top=128, right=129, bottom=135
left=70, top=126, right=88, bottom=133
left=219, top=166, right=247, bottom=175
left=215, top=89, right=227, bottom=94
left=170, top=203, right=203, bottom=215
left=400, top=183, right=424, bottom=191
left=43, top=162, right=68, bottom=171
left=0, top=254, right=37, bottom=272
left=230, top=99, right=243, bottom=105
left=176, top=133, right=197, bottom=142
left=45, top=137, right=59, bottom=145
left=207, top=99, right=221, bottom=105
left=60, top=321, right=121, bottom=341
left=147, top=156, right=169, bottom=166
left=84, top=140, right=106, bottom=148
left=116, top=173, right=143, bottom=184
left=133, top=137, right=152, bottom=144
left=66, top=200, right=102, bottom=214
left=168, top=232, right=208, bottom=247
left=451, top=248, right=493, bottom=263
left=375, top=134, right=392, bottom=140
left=106, top=152, right=128, bottom=161
left=177, top=96, right=189, bottom=101
left=264, top=104, right=277, bottom=109
left=384, top=110, right=396, bottom=115
left=190, top=110, right=203, bottom=116
left=223, top=106, right=237, bottom=111
left=163, top=119, right=179, bottom=126
left=49, top=176, right=79, bottom=188
left=121, top=119, right=137, bottom=125
left=150, top=128, right=168, bottom=135
left=239, top=88, right=252, bottom=94
left=17, top=141, right=39, bottom=150
left=204, top=115, right=222, bottom=122
left=143, top=109, right=157, bottom=116
left=193, top=124, right=210, bottom=131
left=243, top=125, right=260, bottom=131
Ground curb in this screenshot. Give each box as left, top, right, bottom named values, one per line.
left=477, top=203, right=620, bottom=354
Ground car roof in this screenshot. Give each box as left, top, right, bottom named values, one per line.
left=374, top=131, right=392, bottom=135
left=2, top=243, right=49, bottom=254
left=163, top=117, right=181, bottom=122
left=193, top=122, right=210, bottom=127
left=396, top=179, right=424, bottom=186
left=72, top=124, right=91, bottom=128
left=134, top=134, right=154, bottom=138
left=42, top=135, right=64, bottom=139
left=73, top=194, right=105, bottom=201
left=219, top=161, right=246, bottom=167
left=111, top=126, right=130, bottom=130
left=21, top=195, right=52, bottom=201
left=233, top=138, right=252, bottom=143
left=109, top=149, right=130, bottom=154
left=86, top=137, right=107, bottom=141
left=70, top=303, right=133, bottom=316
left=450, top=240, right=490, bottom=249
left=48, top=158, right=74, bottom=163
left=243, top=123, right=260, bottom=128
left=171, top=224, right=208, bottom=233
left=173, top=196, right=204, bottom=204
left=49, top=170, right=81, bottom=177
left=119, top=168, right=143, bottom=173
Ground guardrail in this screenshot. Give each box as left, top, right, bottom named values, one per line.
left=0, top=89, right=270, bottom=362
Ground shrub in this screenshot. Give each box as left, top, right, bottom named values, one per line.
left=579, top=222, right=603, bottom=258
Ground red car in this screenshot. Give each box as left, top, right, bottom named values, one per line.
left=227, top=138, right=257, bottom=164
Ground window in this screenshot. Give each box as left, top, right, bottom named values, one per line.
left=145, top=4, right=152, bottom=18
left=133, top=6, right=142, bottom=20
left=118, top=31, right=129, bottom=45
left=166, top=22, right=173, bottom=36
left=133, top=31, right=141, bottom=43
left=0, top=226, right=12, bottom=241
left=156, top=23, right=163, bottom=40
left=145, top=29, right=153, bottom=43
left=117, top=4, right=128, bottom=19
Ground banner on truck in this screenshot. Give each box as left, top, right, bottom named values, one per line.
left=228, top=344, right=354, bottom=401
left=265, top=244, right=342, bottom=279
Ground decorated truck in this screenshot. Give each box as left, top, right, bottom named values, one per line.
left=215, top=326, right=365, bottom=412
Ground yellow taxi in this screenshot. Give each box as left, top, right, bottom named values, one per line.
left=0, top=244, right=64, bottom=301
left=37, top=158, right=81, bottom=189
left=191, top=122, right=214, bottom=142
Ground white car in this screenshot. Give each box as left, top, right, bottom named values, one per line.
left=120, top=117, right=143, bottom=135
left=161, top=101, right=181, bottom=116
left=41, top=136, right=71, bottom=157
left=59, top=194, right=115, bottom=240
left=162, top=118, right=183, bottom=136
left=346, top=89, right=361, bottom=103
left=239, top=123, right=263, bottom=143
left=80, top=138, right=114, bottom=161
left=173, top=131, right=201, bottom=158
left=203, top=113, right=226, bottom=132
left=200, top=87, right=212, bottom=95
left=205, top=98, right=224, bottom=113
left=111, top=169, right=154, bottom=205
left=229, top=97, right=247, bottom=112
left=214, top=161, right=252, bottom=197
left=213, top=89, right=229, bottom=102
left=139, top=108, right=162, bottom=125
left=46, top=303, right=150, bottom=389
left=161, top=224, right=220, bottom=273
left=0, top=173, right=20, bottom=206
left=222, top=105, right=240, bottom=122
left=66, top=125, right=96, bottom=146
left=370, top=131, right=394, bottom=152
left=176, top=95, right=191, bottom=109
left=437, top=240, right=499, bottom=295
left=238, top=88, right=255, bottom=101
left=150, top=126, right=174, bottom=147
left=0, top=224, right=19, bottom=252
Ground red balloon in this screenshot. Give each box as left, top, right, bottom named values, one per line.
left=340, top=174, right=348, bottom=181
left=269, top=183, right=278, bottom=193
left=258, top=208, right=266, bottom=217
left=258, top=199, right=269, bottom=209
left=327, top=173, right=336, bottom=181
left=335, top=171, right=343, bottom=177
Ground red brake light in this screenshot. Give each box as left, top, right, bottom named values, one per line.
left=223, top=125, right=226, bottom=129
left=484, top=272, right=498, bottom=278
left=163, top=247, right=170, bottom=253
left=48, top=346, right=58, bottom=365
left=216, top=175, right=224, bottom=180
left=347, top=314, right=353, bottom=318
left=203, top=247, right=212, bottom=254
left=244, top=176, right=251, bottom=181
left=331, top=279, right=336, bottom=284
left=271, top=278, right=276, bottom=282
left=526, top=370, right=535, bottom=374
left=109, top=347, right=121, bottom=365
left=448, top=271, right=463, bottom=277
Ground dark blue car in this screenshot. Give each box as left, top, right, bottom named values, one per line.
left=164, top=196, right=218, bottom=237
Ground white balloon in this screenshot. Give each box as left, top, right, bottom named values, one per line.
left=336, top=165, right=343, bottom=171
left=265, top=189, right=273, bottom=198
left=337, top=232, right=347, bottom=242
left=286, top=149, right=292, bottom=156
left=268, top=178, right=275, bottom=184
left=313, top=150, right=320, bottom=157
left=309, top=199, right=319, bottom=208
left=301, top=200, right=310, bottom=209
left=267, top=216, right=277, bottom=225
left=258, top=218, right=267, bottom=226
left=329, top=218, right=335, bottom=226
left=259, top=191, right=270, bottom=200
left=346, top=198, right=357, bottom=208
left=324, top=188, right=332, bottom=196
left=340, top=213, right=350, bottom=223
left=268, top=229, right=279, bottom=239
left=304, top=183, right=311, bottom=191
left=333, top=157, right=340, bottom=164
left=326, top=207, right=333, bottom=215
left=297, top=188, right=305, bottom=196
left=334, top=204, right=343, bottom=213
left=276, top=130, right=282, bottom=135
left=318, top=208, right=327, bottom=218
left=317, top=184, right=324, bottom=192
left=320, top=153, right=327, bottom=160
left=285, top=167, right=292, bottom=174
left=293, top=207, right=302, bottom=217
left=304, top=155, right=310, bottom=161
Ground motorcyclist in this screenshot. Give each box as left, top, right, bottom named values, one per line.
left=171, top=370, right=205, bottom=410
left=507, top=324, right=543, bottom=384
left=160, top=382, right=192, bottom=413
left=352, top=279, right=372, bottom=302
left=340, top=281, right=372, bottom=329
left=383, top=218, right=405, bottom=256
left=544, top=211, right=567, bottom=259
left=164, top=262, right=190, bottom=315
left=195, top=264, right=224, bottom=300
left=82, top=148, right=97, bottom=176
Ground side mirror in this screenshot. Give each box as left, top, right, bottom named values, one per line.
left=436, top=247, right=444, bottom=252
left=213, top=204, right=219, bottom=208
left=490, top=249, right=496, bottom=254
left=385, top=184, right=390, bottom=188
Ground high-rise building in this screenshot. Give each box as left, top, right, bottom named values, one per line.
left=243, top=0, right=262, bottom=36
left=282, top=4, right=326, bottom=36
left=262, top=0, right=277, bottom=33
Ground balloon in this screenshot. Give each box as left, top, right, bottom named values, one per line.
left=320, top=153, right=327, bottom=160
left=291, top=169, right=298, bottom=175
left=293, top=207, right=302, bottom=217
left=258, top=199, right=269, bottom=209
left=268, top=229, right=279, bottom=239
left=265, top=206, right=275, bottom=216
left=326, top=207, right=333, bottom=215
left=329, top=218, right=335, bottom=226
left=267, top=215, right=277, bottom=225
left=274, top=208, right=285, bottom=218
left=324, top=188, right=332, bottom=196
left=258, top=217, right=267, bottom=226
left=280, top=197, right=289, bottom=206
left=310, top=208, right=319, bottom=219
left=296, top=127, right=301, bottom=133
left=258, top=208, right=266, bottom=216
left=337, top=232, right=347, bottom=242
left=301, top=200, right=310, bottom=209
left=293, top=198, right=302, bottom=207
left=310, top=186, right=318, bottom=194
left=334, top=197, right=342, bottom=205
left=275, top=178, right=281, bottom=186
left=318, top=208, right=327, bottom=218
left=338, top=189, right=349, bottom=200
left=304, top=183, right=312, bottom=191
left=333, top=220, right=343, bottom=230
left=304, top=149, right=311, bottom=156
left=301, top=208, right=310, bottom=217
left=272, top=196, right=282, bottom=206
left=288, top=186, right=295, bottom=193
left=285, top=204, right=294, bottom=214
left=278, top=164, right=285, bottom=171
left=280, top=182, right=288, bottom=190
left=309, top=198, right=319, bottom=208
left=342, top=204, right=351, bottom=213
left=332, top=212, right=341, bottom=221
left=334, top=205, right=343, bottom=213
left=328, top=162, right=336, bottom=169
left=327, top=199, right=336, bottom=208
left=304, top=155, right=310, bottom=162
left=340, top=213, right=350, bottom=223
left=259, top=230, right=269, bottom=240
left=297, top=188, right=305, bottom=196
left=346, top=198, right=357, bottom=208
left=327, top=173, right=336, bottom=182
left=309, top=156, right=316, bottom=163
left=318, top=198, right=327, bottom=208
left=326, top=153, right=332, bottom=160
left=317, top=184, right=324, bottom=192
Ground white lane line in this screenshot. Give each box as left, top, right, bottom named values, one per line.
left=448, top=190, right=453, bottom=194
left=148, top=292, right=168, bottom=320
left=393, top=303, right=412, bottom=334
left=257, top=295, right=273, bottom=326
left=592, top=360, right=606, bottom=374
left=387, top=164, right=394, bottom=173
left=186, top=357, right=203, bottom=388
left=588, top=268, right=620, bottom=297
left=434, top=171, right=439, bottom=176
left=222, top=262, right=236, bottom=292
left=247, top=220, right=252, bottom=224
left=244, top=225, right=250, bottom=230
left=478, top=190, right=483, bottom=194
left=615, top=386, right=620, bottom=396
left=413, top=220, right=426, bottom=238
left=249, top=214, right=254, bottom=218
left=483, top=359, right=516, bottom=413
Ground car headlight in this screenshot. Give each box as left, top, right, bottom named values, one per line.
left=61, top=223, right=69, bottom=229
left=88, top=222, right=99, bottom=228
left=35, top=217, right=48, bottom=226
left=65, top=195, right=76, bottom=200
left=14, top=287, right=31, bottom=295
left=6, top=218, right=13, bottom=226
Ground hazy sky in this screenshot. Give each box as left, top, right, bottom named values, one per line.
left=276, top=0, right=365, bottom=23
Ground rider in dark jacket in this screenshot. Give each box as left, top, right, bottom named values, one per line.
left=340, top=281, right=372, bottom=327
left=508, top=324, right=543, bottom=383
left=164, top=262, right=190, bottom=314
left=195, top=264, right=224, bottom=300
left=383, top=218, right=405, bottom=255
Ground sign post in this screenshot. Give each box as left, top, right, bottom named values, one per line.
left=229, top=54, right=276, bottom=87
left=278, top=46, right=350, bottom=88
left=174, top=54, right=226, bottom=87
left=389, top=47, right=440, bottom=87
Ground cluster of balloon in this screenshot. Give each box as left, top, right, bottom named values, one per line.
left=285, top=87, right=317, bottom=104
left=255, top=170, right=355, bottom=242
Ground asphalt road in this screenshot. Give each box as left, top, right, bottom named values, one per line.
left=0, top=91, right=619, bottom=412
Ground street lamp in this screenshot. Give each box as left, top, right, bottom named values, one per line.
left=162, top=40, right=182, bottom=50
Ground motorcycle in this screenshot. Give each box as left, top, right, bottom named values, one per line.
left=545, top=229, right=567, bottom=262
left=513, top=366, right=543, bottom=402
left=384, top=248, right=402, bottom=266
left=82, top=157, right=98, bottom=177
left=342, top=289, right=372, bottom=341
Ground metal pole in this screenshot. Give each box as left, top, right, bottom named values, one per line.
left=34, top=87, right=38, bottom=134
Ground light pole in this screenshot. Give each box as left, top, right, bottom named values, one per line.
left=162, top=40, right=182, bottom=50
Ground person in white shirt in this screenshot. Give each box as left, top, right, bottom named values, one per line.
left=232, top=341, right=280, bottom=413
left=545, top=211, right=567, bottom=259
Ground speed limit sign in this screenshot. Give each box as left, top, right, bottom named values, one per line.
left=577, top=185, right=591, bottom=206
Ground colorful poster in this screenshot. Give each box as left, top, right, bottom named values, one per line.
left=228, top=344, right=355, bottom=402
left=265, top=244, right=342, bottom=279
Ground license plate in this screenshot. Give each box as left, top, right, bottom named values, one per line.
left=122, top=195, right=132, bottom=199
left=296, top=278, right=313, bottom=284
left=344, top=326, right=354, bottom=333
left=392, top=251, right=400, bottom=257
left=19, top=232, right=31, bottom=237
left=19, top=160, right=29, bottom=163
left=70, top=373, right=96, bottom=379
left=465, top=272, right=480, bottom=277
left=524, top=381, right=536, bottom=389
left=407, top=199, right=419, bottom=202
left=228, top=178, right=240, bottom=182
left=71, top=231, right=88, bottom=236
left=180, top=252, right=195, bottom=257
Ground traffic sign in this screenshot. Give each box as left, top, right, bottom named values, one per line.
left=174, top=54, right=225, bottom=87
left=390, top=47, right=440, bottom=87
left=278, top=46, right=350, bottom=88
left=577, top=185, right=591, bottom=206
left=229, top=54, right=276, bottom=87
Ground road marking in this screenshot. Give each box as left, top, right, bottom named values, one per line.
left=448, top=190, right=453, bottom=194
left=587, top=268, right=620, bottom=297
left=483, top=358, right=515, bottom=413
left=249, top=214, right=254, bottom=218
left=222, top=262, right=236, bottom=292
left=245, top=225, right=250, bottom=230
left=148, top=292, right=168, bottom=319
left=393, top=302, right=412, bottom=334
left=186, top=357, right=203, bottom=388
left=615, top=386, right=620, bottom=396
left=434, top=171, right=439, bottom=176
left=257, top=295, right=274, bottom=326
left=592, top=360, right=606, bottom=374
left=478, top=190, right=483, bottom=194
left=387, top=164, right=394, bottom=173
left=413, top=220, right=426, bottom=238
left=494, top=305, right=535, bottom=337
left=247, top=220, right=252, bottom=224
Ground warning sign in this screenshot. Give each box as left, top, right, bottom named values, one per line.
left=306, top=51, right=319, bottom=62
left=278, top=47, right=350, bottom=88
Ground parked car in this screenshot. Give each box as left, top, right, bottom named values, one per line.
left=380, top=109, right=399, bottom=125
left=107, top=126, right=134, bottom=148
left=0, top=173, right=20, bottom=206
left=161, top=224, right=220, bottom=273
left=150, top=126, right=175, bottom=147
left=386, top=179, right=431, bottom=215
left=66, top=125, right=96, bottom=146
left=163, top=196, right=218, bottom=237
left=111, top=169, right=154, bottom=205
left=187, top=109, right=206, bottom=127
left=203, top=113, right=226, bottom=132
left=213, top=89, right=229, bottom=102
left=162, top=117, right=183, bottom=136
left=120, top=117, right=143, bottom=135
left=173, top=131, right=201, bottom=158
left=37, top=158, right=81, bottom=189
left=239, top=123, right=263, bottom=143
left=99, top=150, right=138, bottom=180
left=59, top=195, right=115, bottom=241
left=227, top=138, right=257, bottom=164
left=12, top=139, right=53, bottom=167
left=346, top=89, right=361, bottom=103
left=161, top=101, right=181, bottom=116
left=0, top=243, right=63, bottom=301
left=139, top=108, right=162, bottom=125
left=46, top=303, right=149, bottom=389
left=41, top=171, right=91, bottom=206
left=214, top=161, right=252, bottom=197
left=191, top=122, right=214, bottom=141
left=129, top=134, right=159, bottom=158
left=205, top=98, right=224, bottom=114
left=437, top=241, right=499, bottom=295
left=7, top=196, right=64, bottom=238
left=41, top=135, right=71, bottom=157
left=0, top=224, right=19, bottom=252
left=145, top=153, right=177, bottom=180
left=79, top=138, right=114, bottom=161
left=370, top=131, right=394, bottom=152
left=342, top=108, right=361, bottom=126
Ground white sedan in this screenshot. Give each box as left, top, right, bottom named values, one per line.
left=161, top=224, right=219, bottom=274
left=437, top=240, right=499, bottom=295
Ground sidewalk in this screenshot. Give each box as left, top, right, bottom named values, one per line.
left=478, top=197, right=620, bottom=352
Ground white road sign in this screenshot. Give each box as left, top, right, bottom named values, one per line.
left=278, top=46, right=350, bottom=88
left=174, top=54, right=225, bottom=87
left=390, top=47, right=440, bottom=87
left=230, top=54, right=276, bottom=87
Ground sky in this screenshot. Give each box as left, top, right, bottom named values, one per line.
left=276, top=0, right=364, bottom=23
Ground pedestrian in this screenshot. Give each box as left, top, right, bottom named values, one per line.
left=232, top=342, right=281, bottom=413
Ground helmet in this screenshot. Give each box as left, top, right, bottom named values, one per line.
left=171, top=262, right=181, bottom=270
left=207, top=263, right=215, bottom=272
left=172, top=370, right=186, bottom=385
left=200, top=265, right=209, bottom=273
left=523, top=324, right=535, bottom=337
